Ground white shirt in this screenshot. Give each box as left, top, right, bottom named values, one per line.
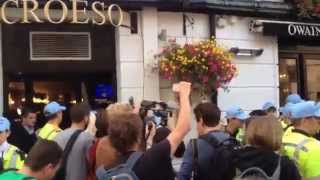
left=23, top=125, right=35, bottom=135
left=0, top=141, right=9, bottom=158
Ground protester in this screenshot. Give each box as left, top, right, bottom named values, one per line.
left=96, top=81, right=191, bottom=180
left=88, top=109, right=109, bottom=180
left=0, top=116, right=25, bottom=170
left=146, top=125, right=185, bottom=176
left=9, top=107, right=38, bottom=153
left=249, top=109, right=267, bottom=116
left=232, top=115, right=301, bottom=180
left=262, top=101, right=277, bottom=116
left=282, top=101, right=320, bottom=179
left=54, top=103, right=94, bottom=180
left=94, top=103, right=133, bottom=173
left=37, top=102, right=65, bottom=140
left=178, top=102, right=230, bottom=180
left=225, top=106, right=250, bottom=143
left=0, top=140, right=63, bottom=180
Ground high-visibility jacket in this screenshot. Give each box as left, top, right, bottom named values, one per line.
left=236, top=128, right=244, bottom=144
left=2, top=144, right=25, bottom=170
left=37, top=123, right=62, bottom=140
left=282, top=129, right=320, bottom=179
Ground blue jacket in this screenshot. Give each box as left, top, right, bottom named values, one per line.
left=178, top=131, right=230, bottom=180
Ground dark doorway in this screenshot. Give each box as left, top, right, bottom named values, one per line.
left=6, top=73, right=116, bottom=129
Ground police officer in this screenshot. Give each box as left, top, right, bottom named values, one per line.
left=225, top=106, right=250, bottom=143
left=282, top=101, right=320, bottom=179
left=37, top=102, right=65, bottom=140
left=0, top=117, right=25, bottom=170
left=262, top=101, right=277, bottom=116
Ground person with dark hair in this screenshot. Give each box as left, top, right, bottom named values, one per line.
left=88, top=109, right=109, bottom=180
left=262, top=101, right=277, bottom=116
left=54, top=103, right=95, bottom=180
left=37, top=102, right=65, bottom=140
left=96, top=81, right=192, bottom=180
left=249, top=109, right=268, bottom=116
left=0, top=140, right=63, bottom=180
left=179, top=102, right=230, bottom=180
left=9, top=106, right=38, bottom=153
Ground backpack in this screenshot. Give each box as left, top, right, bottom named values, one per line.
left=53, top=130, right=82, bottom=180
left=233, top=157, right=281, bottom=180
left=192, top=134, right=240, bottom=180
left=96, top=151, right=143, bottom=180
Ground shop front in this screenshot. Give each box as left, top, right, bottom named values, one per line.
left=251, top=20, right=320, bottom=106
left=3, top=23, right=117, bottom=127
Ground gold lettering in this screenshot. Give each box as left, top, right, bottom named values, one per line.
left=71, top=0, right=89, bottom=24
left=22, top=0, right=42, bottom=23
left=44, top=0, right=68, bottom=24
left=92, top=1, right=106, bottom=25
left=107, top=4, right=123, bottom=27
left=1, top=0, right=19, bottom=24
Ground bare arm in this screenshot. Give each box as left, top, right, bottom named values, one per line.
left=167, top=82, right=191, bottom=155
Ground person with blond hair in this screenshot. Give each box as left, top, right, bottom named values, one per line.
left=231, top=115, right=301, bottom=180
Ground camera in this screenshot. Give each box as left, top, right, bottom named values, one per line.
left=140, top=100, right=173, bottom=127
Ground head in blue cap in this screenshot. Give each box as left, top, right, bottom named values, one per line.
left=290, top=101, right=320, bottom=136
left=286, top=94, right=303, bottom=104
left=225, top=106, right=250, bottom=136
left=44, top=101, right=66, bottom=123
left=262, top=101, right=277, bottom=116
left=0, top=117, right=11, bottom=145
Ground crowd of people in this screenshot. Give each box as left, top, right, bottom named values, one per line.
left=0, top=81, right=319, bottom=180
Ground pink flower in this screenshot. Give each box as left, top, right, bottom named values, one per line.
left=210, top=64, right=218, bottom=72
left=201, top=76, right=209, bottom=83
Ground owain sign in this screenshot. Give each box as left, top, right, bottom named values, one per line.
left=262, top=21, right=320, bottom=40
left=0, top=0, right=123, bottom=26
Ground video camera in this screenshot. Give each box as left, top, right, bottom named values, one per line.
left=139, top=100, right=173, bottom=127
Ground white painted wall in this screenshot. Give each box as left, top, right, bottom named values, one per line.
left=216, top=16, right=279, bottom=112
left=158, top=12, right=210, bottom=140
left=116, top=11, right=144, bottom=103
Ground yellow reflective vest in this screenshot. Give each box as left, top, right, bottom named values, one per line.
left=37, top=123, right=62, bottom=140
left=236, top=128, right=244, bottom=144
left=282, top=129, right=320, bottom=179
left=2, top=144, right=25, bottom=170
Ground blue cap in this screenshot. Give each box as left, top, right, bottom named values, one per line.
left=290, top=101, right=317, bottom=119
left=44, top=101, right=66, bottom=117
left=262, top=102, right=275, bottom=111
left=279, top=103, right=294, bottom=118
left=286, top=94, right=303, bottom=104
left=225, top=106, right=250, bottom=121
left=0, top=117, right=10, bottom=132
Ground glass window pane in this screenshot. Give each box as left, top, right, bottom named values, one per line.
left=279, top=58, right=298, bottom=106
left=8, top=82, right=25, bottom=117
left=305, top=59, right=320, bottom=101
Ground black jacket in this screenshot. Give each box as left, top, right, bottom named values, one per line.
left=232, top=146, right=301, bottom=180
left=8, top=122, right=37, bottom=153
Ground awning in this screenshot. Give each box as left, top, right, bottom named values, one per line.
left=250, top=19, right=320, bottom=40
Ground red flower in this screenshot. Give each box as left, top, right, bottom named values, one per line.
left=201, top=75, right=209, bottom=83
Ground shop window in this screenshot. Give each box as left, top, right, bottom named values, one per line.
left=8, top=82, right=25, bottom=112
left=279, top=58, right=298, bottom=106
left=305, top=58, right=320, bottom=101
left=30, top=32, right=91, bottom=61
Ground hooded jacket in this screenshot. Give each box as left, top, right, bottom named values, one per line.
left=232, top=146, right=301, bottom=180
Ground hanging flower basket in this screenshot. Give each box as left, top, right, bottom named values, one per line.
left=295, top=0, right=320, bottom=18
left=157, top=38, right=237, bottom=95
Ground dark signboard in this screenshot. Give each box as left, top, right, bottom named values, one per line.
left=262, top=21, right=320, bottom=41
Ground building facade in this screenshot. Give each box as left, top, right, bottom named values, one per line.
left=2, top=0, right=319, bottom=134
